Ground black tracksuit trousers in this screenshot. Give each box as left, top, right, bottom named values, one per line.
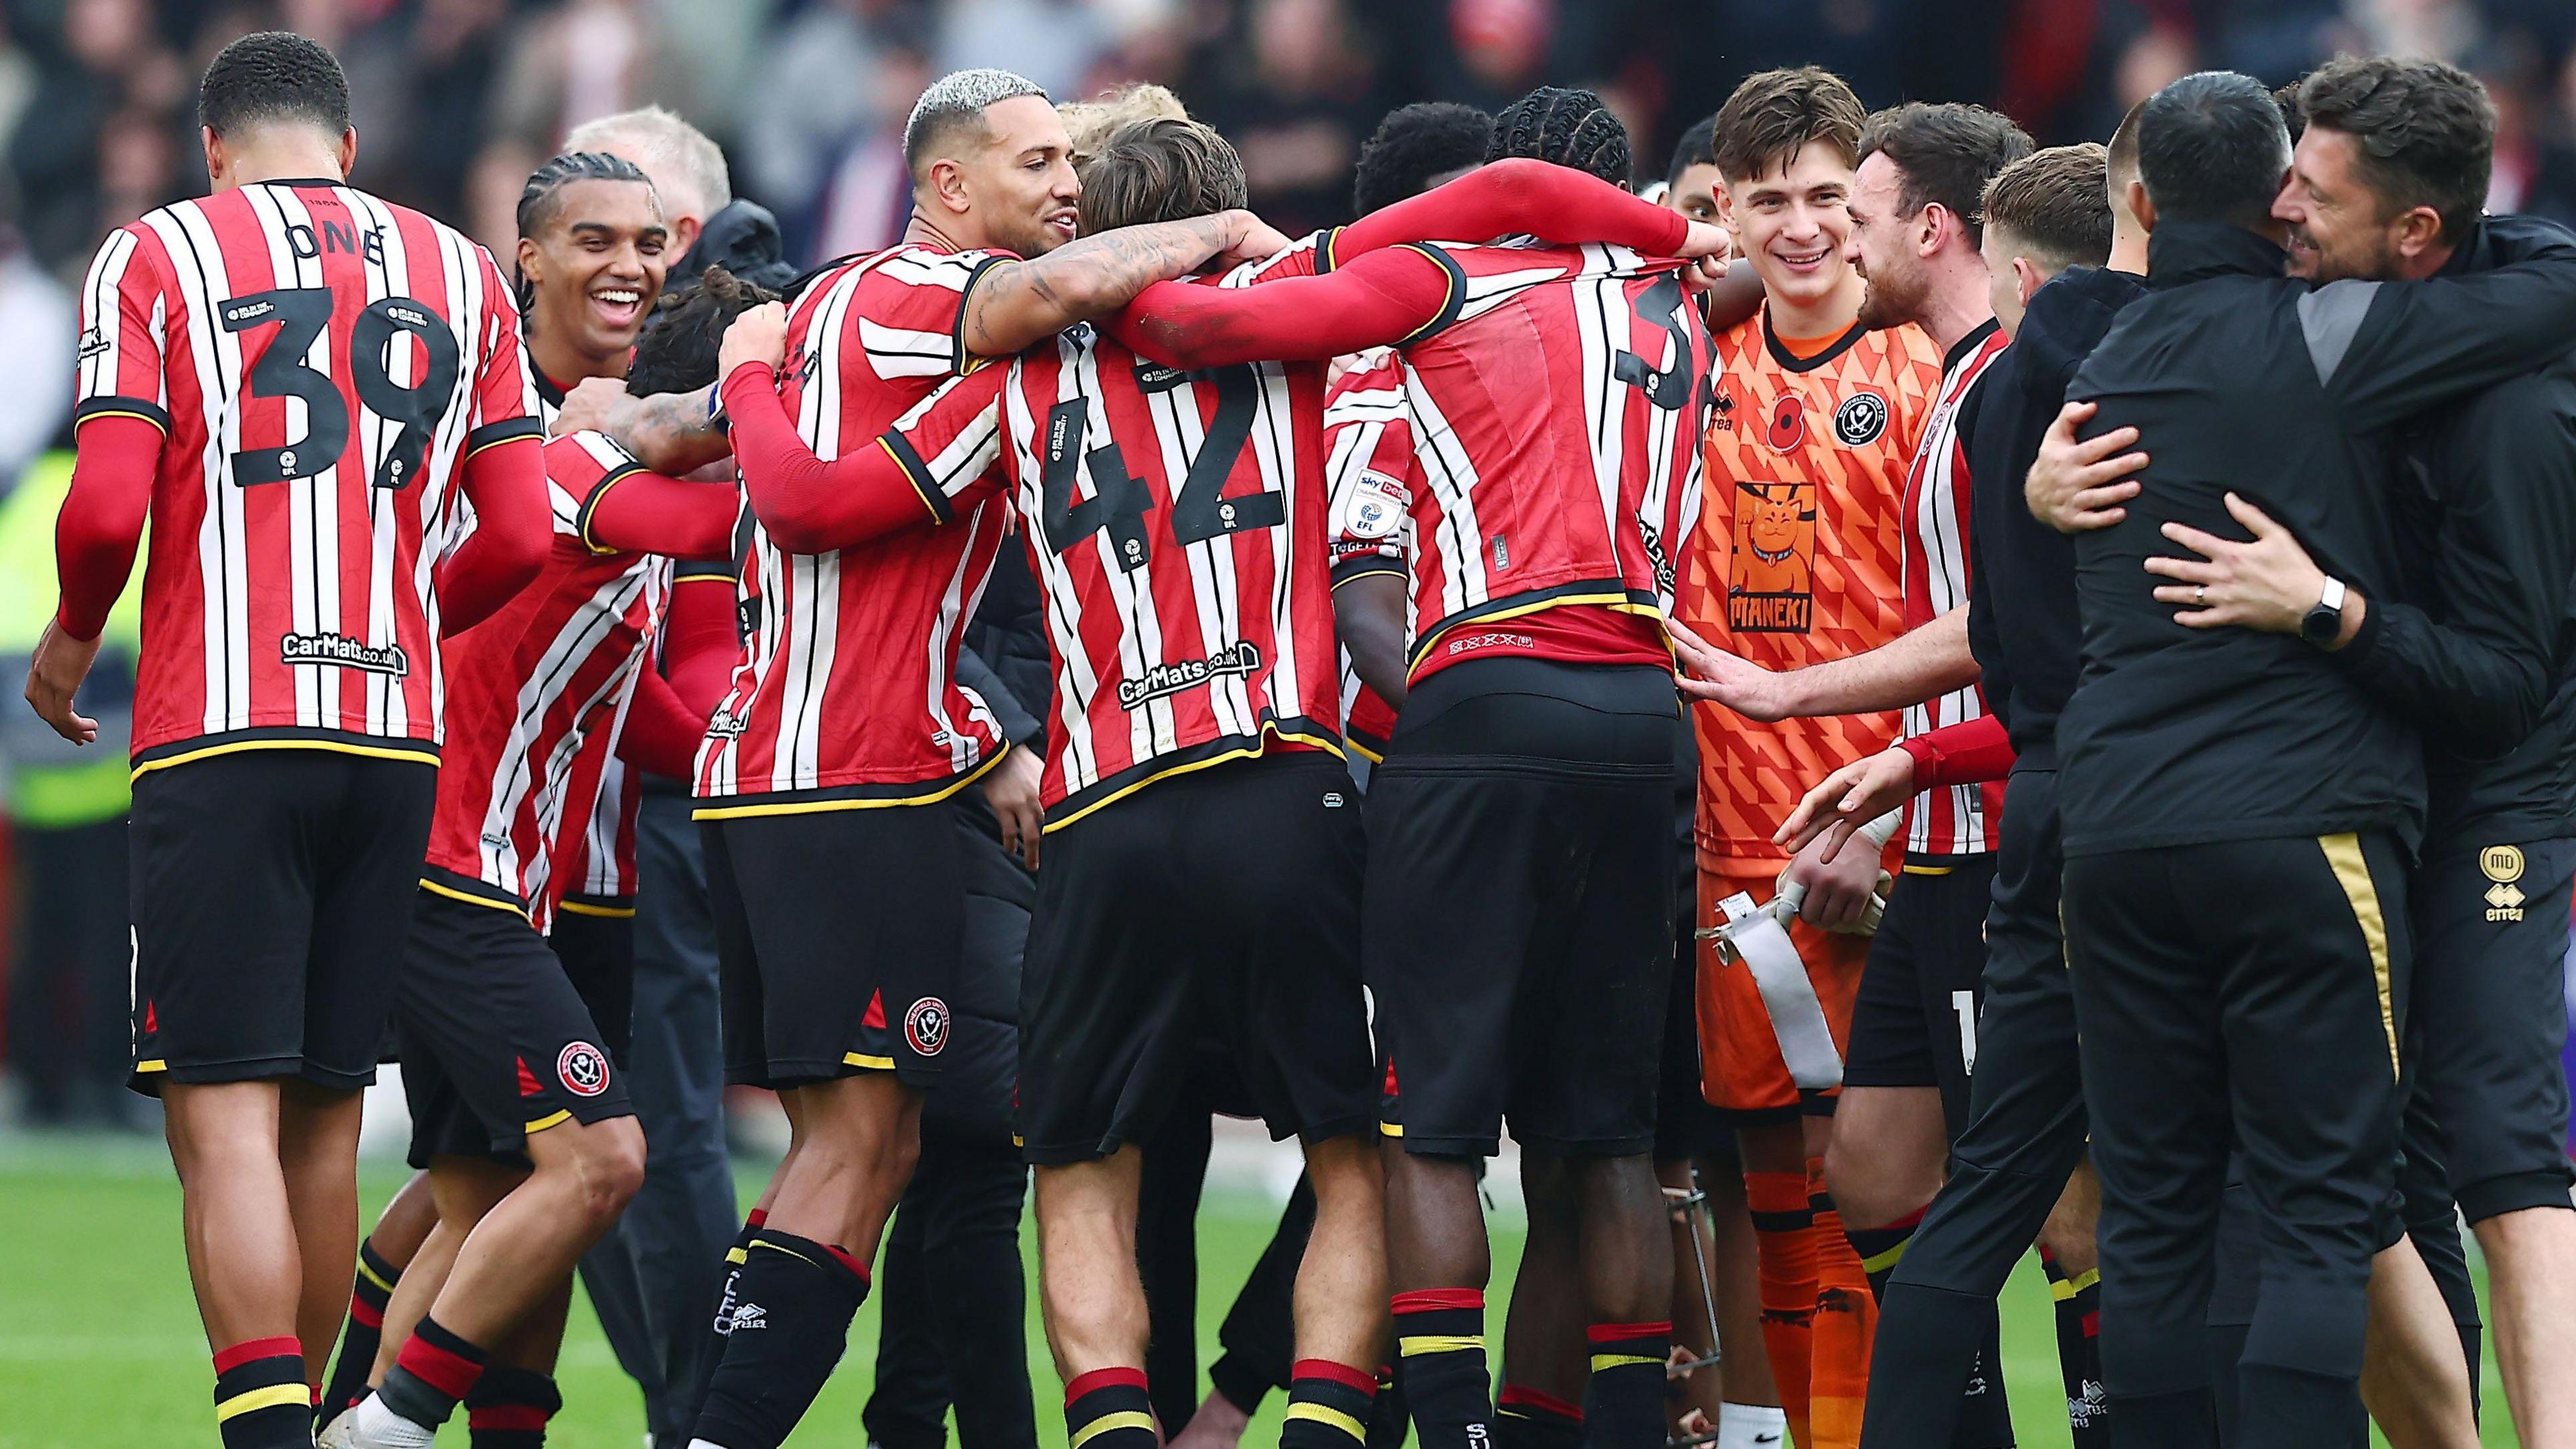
left=2063, top=830, right=2412, bottom=1449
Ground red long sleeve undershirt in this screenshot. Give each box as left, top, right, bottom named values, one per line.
left=1896, top=714, right=2017, bottom=789
left=578, top=469, right=740, bottom=561
left=437, top=435, right=551, bottom=635
left=659, top=574, right=741, bottom=720
left=1104, top=245, right=1460, bottom=369
left=615, top=664, right=706, bottom=778
left=722, top=362, right=943, bottom=556
left=54, top=414, right=159, bottom=641
left=1334, top=157, right=1690, bottom=259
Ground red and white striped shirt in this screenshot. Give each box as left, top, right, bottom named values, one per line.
left=694, top=244, right=1012, bottom=812
left=1322, top=241, right=1711, bottom=682
left=423, top=433, right=669, bottom=930
left=74, top=180, right=541, bottom=767
left=877, top=327, right=1344, bottom=826
left=1898, top=321, right=2010, bottom=857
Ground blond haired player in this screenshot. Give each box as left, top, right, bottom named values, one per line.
left=1674, top=66, right=1944, bottom=1449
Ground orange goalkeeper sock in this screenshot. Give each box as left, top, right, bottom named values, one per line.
left=1744, top=1170, right=1817, bottom=1448
left=1807, top=1158, right=1877, bottom=1449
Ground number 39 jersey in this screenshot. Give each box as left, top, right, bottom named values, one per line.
left=1322, top=240, right=1712, bottom=682
left=74, top=180, right=541, bottom=764
left=875, top=327, right=1344, bottom=829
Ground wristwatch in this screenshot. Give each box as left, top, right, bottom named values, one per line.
left=2300, top=576, right=2348, bottom=646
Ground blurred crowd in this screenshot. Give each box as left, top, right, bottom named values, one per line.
left=11, top=0, right=2576, bottom=1123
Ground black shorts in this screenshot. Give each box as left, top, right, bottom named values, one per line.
left=129, top=747, right=436, bottom=1095
left=1367, top=658, right=1676, bottom=1158
left=1657, top=842, right=1735, bottom=1162
left=704, top=804, right=963, bottom=1089
left=396, top=879, right=632, bottom=1166
left=551, top=900, right=637, bottom=1065
left=2410, top=835, right=2576, bottom=1223
left=1845, top=854, right=2001, bottom=1132
left=1018, top=753, right=1375, bottom=1163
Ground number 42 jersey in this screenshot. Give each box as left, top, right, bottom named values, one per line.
left=875, top=323, right=1344, bottom=830
left=74, top=179, right=539, bottom=763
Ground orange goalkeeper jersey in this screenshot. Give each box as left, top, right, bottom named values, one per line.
left=1680, top=308, right=1945, bottom=867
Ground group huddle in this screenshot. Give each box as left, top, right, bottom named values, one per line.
left=32, top=21, right=2576, bottom=1449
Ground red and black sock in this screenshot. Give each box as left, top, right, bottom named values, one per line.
left=1493, top=1383, right=1584, bottom=1449
left=377, top=1314, right=488, bottom=1432
left=212, top=1337, right=309, bottom=1449
left=2041, top=1248, right=2106, bottom=1446
left=1365, top=1365, right=1409, bottom=1449
left=690, top=1228, right=869, bottom=1449
left=1065, top=1366, right=1158, bottom=1449
left=464, top=1364, right=561, bottom=1448
left=323, top=1239, right=401, bottom=1421
left=1583, top=1322, right=1670, bottom=1449
left=1392, top=1288, right=1492, bottom=1449
left=1281, top=1359, right=1378, bottom=1449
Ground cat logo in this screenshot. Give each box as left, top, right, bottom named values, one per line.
left=1727, top=479, right=1815, bottom=633
left=1764, top=394, right=1808, bottom=453
left=2483, top=845, right=2527, bottom=921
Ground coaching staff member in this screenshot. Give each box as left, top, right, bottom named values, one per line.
left=2053, top=58, right=2576, bottom=1443
left=2045, top=70, right=2576, bottom=1448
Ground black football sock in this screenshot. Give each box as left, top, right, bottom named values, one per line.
left=377, top=1314, right=488, bottom=1431
left=1847, top=1207, right=1922, bottom=1302
left=213, top=1337, right=311, bottom=1449
left=1282, top=1360, right=1379, bottom=1449
left=323, top=1239, right=402, bottom=1420
left=690, top=1228, right=869, bottom=1449
left=702, top=1209, right=766, bottom=1391
left=1392, top=1289, right=1493, bottom=1449
left=466, top=1364, right=561, bottom=1448
left=2042, top=1250, right=2108, bottom=1447
left=1065, top=1367, right=1159, bottom=1449
left=1365, top=1364, right=1409, bottom=1449
left=1494, top=1382, right=1584, bottom=1449
left=1582, top=1322, right=1668, bottom=1449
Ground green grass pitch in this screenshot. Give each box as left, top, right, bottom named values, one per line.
left=0, top=1135, right=2520, bottom=1446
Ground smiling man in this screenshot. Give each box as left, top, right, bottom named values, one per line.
left=514, top=152, right=667, bottom=409
left=1670, top=66, right=1943, bottom=1449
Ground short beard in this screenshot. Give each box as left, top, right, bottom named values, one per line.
left=1855, top=268, right=1922, bottom=332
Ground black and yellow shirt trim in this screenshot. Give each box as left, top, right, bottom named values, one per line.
left=692, top=741, right=1012, bottom=820
left=950, top=254, right=1010, bottom=376
left=1407, top=580, right=1663, bottom=669
left=130, top=726, right=441, bottom=781
left=877, top=431, right=954, bottom=524
left=575, top=461, right=652, bottom=555
left=74, top=394, right=171, bottom=433
left=466, top=415, right=547, bottom=456
left=418, top=864, right=531, bottom=920
left=1045, top=718, right=1346, bottom=834
left=1394, top=244, right=1469, bottom=342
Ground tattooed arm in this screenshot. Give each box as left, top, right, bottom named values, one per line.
left=553, top=376, right=735, bottom=476
left=959, top=209, right=1291, bottom=358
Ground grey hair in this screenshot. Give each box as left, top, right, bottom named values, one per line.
left=565, top=105, right=732, bottom=219
left=904, top=68, right=1050, bottom=180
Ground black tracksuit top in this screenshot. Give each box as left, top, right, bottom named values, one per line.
left=2055, top=219, right=2576, bottom=859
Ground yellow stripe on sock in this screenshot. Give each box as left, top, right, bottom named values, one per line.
left=2049, top=1267, right=2101, bottom=1301
left=1069, top=1410, right=1158, bottom=1449
left=1590, top=1352, right=1662, bottom=1371
left=355, top=1256, right=396, bottom=1293
left=1286, top=1402, right=1369, bottom=1442
left=1398, top=1334, right=1484, bottom=1356
left=215, top=1383, right=310, bottom=1421
left=1860, top=1238, right=1909, bottom=1275
left=724, top=1247, right=749, bottom=1265
left=749, top=1235, right=822, bottom=1271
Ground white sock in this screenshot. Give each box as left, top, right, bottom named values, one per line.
left=1716, top=1402, right=1790, bottom=1449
